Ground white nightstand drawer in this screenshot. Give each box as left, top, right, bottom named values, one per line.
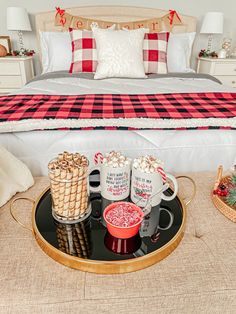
left=214, top=63, right=236, bottom=76
left=0, top=75, right=22, bottom=89
left=215, top=75, right=236, bottom=88
left=0, top=62, right=21, bottom=75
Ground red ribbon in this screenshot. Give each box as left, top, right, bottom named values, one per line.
left=55, top=7, right=66, bottom=26
left=55, top=7, right=65, bottom=17
left=56, top=7, right=66, bottom=26
left=168, top=10, right=181, bottom=25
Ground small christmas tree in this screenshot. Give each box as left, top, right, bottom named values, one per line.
left=231, top=173, right=236, bottom=186
left=226, top=174, right=236, bottom=208
left=226, top=190, right=236, bottom=208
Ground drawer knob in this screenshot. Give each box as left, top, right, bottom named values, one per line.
left=232, top=81, right=235, bottom=84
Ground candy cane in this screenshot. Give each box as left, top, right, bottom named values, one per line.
left=94, top=152, right=104, bottom=165
left=156, top=167, right=167, bottom=183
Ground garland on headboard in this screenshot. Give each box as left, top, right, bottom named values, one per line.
left=55, top=7, right=182, bottom=32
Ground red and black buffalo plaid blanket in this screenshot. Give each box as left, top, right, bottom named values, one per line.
left=0, top=92, right=236, bottom=133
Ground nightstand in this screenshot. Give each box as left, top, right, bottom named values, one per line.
left=0, top=56, right=34, bottom=94
left=197, top=57, right=236, bottom=88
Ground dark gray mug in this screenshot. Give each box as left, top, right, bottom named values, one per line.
left=139, top=205, right=174, bottom=238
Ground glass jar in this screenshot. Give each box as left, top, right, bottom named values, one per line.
left=48, top=155, right=91, bottom=223
left=222, top=38, right=232, bottom=57
left=55, top=219, right=92, bottom=258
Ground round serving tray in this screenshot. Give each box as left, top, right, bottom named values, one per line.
left=28, top=187, right=187, bottom=274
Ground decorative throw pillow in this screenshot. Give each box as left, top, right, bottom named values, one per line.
left=70, top=29, right=97, bottom=73
left=167, top=32, right=196, bottom=73
left=69, top=25, right=115, bottom=73
left=40, top=31, right=72, bottom=73
left=143, top=32, right=169, bottom=74
left=93, top=28, right=147, bottom=79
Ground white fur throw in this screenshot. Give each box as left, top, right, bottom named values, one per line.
left=0, top=146, right=34, bottom=207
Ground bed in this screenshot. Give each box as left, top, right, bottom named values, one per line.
left=0, top=6, right=236, bottom=176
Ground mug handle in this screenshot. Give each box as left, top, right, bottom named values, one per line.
left=158, top=207, right=174, bottom=230
left=89, top=166, right=101, bottom=193
left=161, top=173, right=178, bottom=202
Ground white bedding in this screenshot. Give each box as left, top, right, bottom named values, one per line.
left=13, top=76, right=235, bottom=95
left=0, top=129, right=235, bottom=176
left=1, top=75, right=235, bottom=175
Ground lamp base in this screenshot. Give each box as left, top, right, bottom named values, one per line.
left=17, top=30, right=25, bottom=53
left=207, top=34, right=213, bottom=53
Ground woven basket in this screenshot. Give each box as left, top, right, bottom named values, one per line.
left=212, top=165, right=236, bottom=223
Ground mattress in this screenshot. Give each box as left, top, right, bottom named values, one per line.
left=1, top=73, right=235, bottom=175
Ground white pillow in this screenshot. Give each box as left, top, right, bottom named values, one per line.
left=93, top=28, right=147, bottom=79
left=40, top=31, right=72, bottom=73
left=40, top=25, right=116, bottom=74
left=167, top=32, right=196, bottom=73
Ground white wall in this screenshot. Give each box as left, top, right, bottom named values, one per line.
left=0, top=0, right=236, bottom=74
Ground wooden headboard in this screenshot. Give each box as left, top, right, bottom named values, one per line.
left=35, top=5, right=197, bottom=66
left=35, top=5, right=197, bottom=34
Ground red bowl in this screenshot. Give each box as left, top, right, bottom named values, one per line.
left=103, top=202, right=144, bottom=239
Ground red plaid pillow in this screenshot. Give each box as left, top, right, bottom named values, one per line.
left=69, top=28, right=97, bottom=73
left=143, top=32, right=169, bottom=74
left=70, top=30, right=169, bottom=74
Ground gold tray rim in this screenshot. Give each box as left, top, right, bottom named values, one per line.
left=31, top=186, right=187, bottom=274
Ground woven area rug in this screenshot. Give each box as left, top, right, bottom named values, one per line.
left=0, top=174, right=236, bottom=314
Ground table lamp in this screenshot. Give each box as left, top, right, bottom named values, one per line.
left=7, top=7, right=32, bottom=52
left=200, top=12, right=224, bottom=52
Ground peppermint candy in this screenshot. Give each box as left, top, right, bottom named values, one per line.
left=105, top=203, right=142, bottom=227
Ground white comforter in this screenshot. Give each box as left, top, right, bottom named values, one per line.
left=13, top=76, right=235, bottom=95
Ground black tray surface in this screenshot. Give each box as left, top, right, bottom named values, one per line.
left=35, top=189, right=183, bottom=261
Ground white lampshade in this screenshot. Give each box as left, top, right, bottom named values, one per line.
left=200, top=12, right=224, bottom=34
left=7, top=7, right=32, bottom=31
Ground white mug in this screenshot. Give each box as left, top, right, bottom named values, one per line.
left=90, top=163, right=131, bottom=201
left=131, top=167, right=178, bottom=207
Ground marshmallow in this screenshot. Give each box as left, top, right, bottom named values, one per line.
left=102, top=151, right=131, bottom=168
left=133, top=155, right=164, bottom=173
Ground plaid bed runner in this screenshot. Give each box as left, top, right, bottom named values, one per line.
left=0, top=92, right=236, bottom=132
